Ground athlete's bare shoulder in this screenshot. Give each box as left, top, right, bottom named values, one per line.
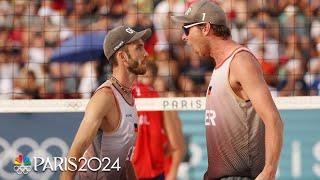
left=230, top=50, right=262, bottom=80
left=84, top=87, right=116, bottom=120
left=231, top=50, right=260, bottom=69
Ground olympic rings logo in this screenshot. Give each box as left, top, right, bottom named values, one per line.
left=66, top=101, right=83, bottom=110
left=0, top=137, right=69, bottom=179
left=13, top=165, right=32, bottom=174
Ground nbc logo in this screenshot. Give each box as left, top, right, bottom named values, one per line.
left=13, top=154, right=32, bottom=174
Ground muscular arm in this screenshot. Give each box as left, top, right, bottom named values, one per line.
left=60, top=89, right=114, bottom=180
left=163, top=111, right=186, bottom=180
left=231, top=52, right=284, bottom=178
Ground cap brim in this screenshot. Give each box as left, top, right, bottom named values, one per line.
left=128, top=28, right=152, bottom=43
left=171, top=15, right=193, bottom=24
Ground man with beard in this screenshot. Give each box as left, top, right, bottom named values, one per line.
left=60, top=26, right=151, bottom=180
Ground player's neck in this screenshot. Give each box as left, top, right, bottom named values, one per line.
left=209, top=39, right=240, bottom=66
left=111, top=71, right=136, bottom=90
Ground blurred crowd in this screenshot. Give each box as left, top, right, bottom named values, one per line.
left=0, top=0, right=319, bottom=99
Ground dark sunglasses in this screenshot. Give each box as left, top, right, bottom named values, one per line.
left=182, top=26, right=191, bottom=36
left=182, top=22, right=207, bottom=36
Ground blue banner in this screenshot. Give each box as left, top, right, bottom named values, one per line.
left=0, top=110, right=319, bottom=179
left=0, top=113, right=83, bottom=180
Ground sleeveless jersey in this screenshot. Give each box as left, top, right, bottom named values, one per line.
left=75, top=80, right=138, bottom=180
left=205, top=47, right=265, bottom=179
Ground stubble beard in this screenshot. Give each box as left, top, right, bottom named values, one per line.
left=127, top=59, right=147, bottom=75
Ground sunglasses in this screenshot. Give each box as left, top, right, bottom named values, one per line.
left=182, top=22, right=208, bottom=36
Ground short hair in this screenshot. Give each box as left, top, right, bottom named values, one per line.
left=108, top=45, right=129, bottom=68
left=210, top=24, right=231, bottom=40
left=109, top=54, right=118, bottom=68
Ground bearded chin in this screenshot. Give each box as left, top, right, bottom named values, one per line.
left=128, top=60, right=146, bottom=75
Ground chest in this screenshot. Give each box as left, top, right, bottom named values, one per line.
left=101, top=100, right=137, bottom=134
left=208, top=64, right=248, bottom=101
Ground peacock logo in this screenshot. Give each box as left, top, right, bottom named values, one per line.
left=13, top=154, right=32, bottom=174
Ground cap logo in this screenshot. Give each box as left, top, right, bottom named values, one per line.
left=202, top=13, right=206, bottom=21
left=125, top=27, right=135, bottom=34
left=185, top=7, right=192, bottom=16
left=114, top=41, right=124, bottom=51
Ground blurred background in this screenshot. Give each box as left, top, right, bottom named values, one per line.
left=0, top=1, right=320, bottom=180
left=0, top=0, right=319, bottom=99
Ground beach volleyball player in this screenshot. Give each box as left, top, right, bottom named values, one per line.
left=60, top=26, right=151, bottom=180
left=172, top=1, right=284, bottom=179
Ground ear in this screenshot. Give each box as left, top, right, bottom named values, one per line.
left=203, top=22, right=211, bottom=36
left=116, top=51, right=129, bottom=66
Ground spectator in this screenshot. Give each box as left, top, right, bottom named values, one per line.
left=154, top=46, right=179, bottom=91
left=78, top=61, right=98, bottom=98
left=278, top=33, right=308, bottom=96
left=20, top=69, right=41, bottom=99
left=220, top=0, right=249, bottom=43
left=278, top=2, right=309, bottom=42
left=181, top=52, right=208, bottom=88
left=247, top=20, right=279, bottom=62
left=38, top=0, right=56, bottom=17
left=177, top=75, right=197, bottom=97
left=0, top=0, right=318, bottom=98
left=311, top=9, right=320, bottom=42
left=0, top=26, right=9, bottom=50
left=153, top=0, right=185, bottom=46
left=308, top=37, right=320, bottom=95
left=0, top=49, right=12, bottom=99
left=256, top=45, right=279, bottom=96
left=153, top=76, right=168, bottom=97
left=27, top=32, right=46, bottom=82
